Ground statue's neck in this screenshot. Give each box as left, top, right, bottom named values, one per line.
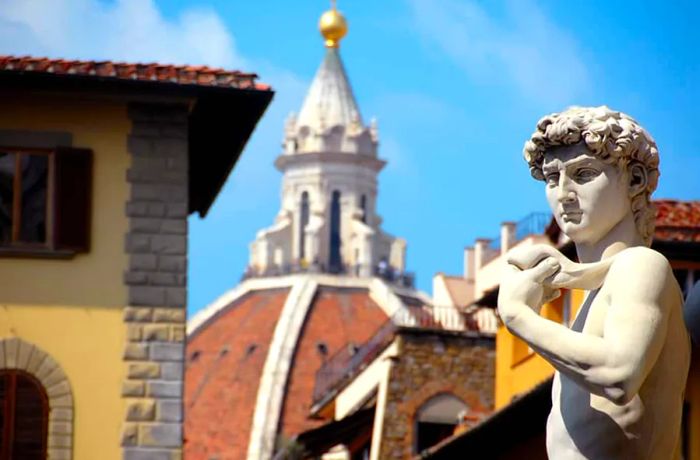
left=575, top=212, right=644, bottom=263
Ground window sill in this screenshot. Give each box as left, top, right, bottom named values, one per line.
left=0, top=247, right=76, bottom=259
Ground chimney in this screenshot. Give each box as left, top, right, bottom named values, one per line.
left=500, top=222, right=516, bottom=255
left=474, top=239, right=491, bottom=272
left=464, top=247, right=475, bottom=282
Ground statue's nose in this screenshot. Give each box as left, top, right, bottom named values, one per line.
left=557, top=182, right=577, bottom=204
left=557, top=173, right=576, bottom=203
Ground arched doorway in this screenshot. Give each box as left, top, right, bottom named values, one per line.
left=0, top=369, right=49, bottom=460
left=414, top=393, right=467, bottom=454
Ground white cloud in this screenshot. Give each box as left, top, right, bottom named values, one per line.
left=407, top=0, right=591, bottom=106
left=0, top=0, right=309, bottom=215
left=0, top=0, right=243, bottom=67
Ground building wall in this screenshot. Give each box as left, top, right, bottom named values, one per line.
left=0, top=307, right=125, bottom=459
left=0, top=95, right=193, bottom=459
left=0, top=94, right=131, bottom=460
left=334, top=342, right=398, bottom=420
left=0, top=94, right=130, bottom=306
left=121, top=103, right=190, bottom=460
left=686, top=351, right=700, bottom=460
left=495, top=289, right=584, bottom=409
left=378, top=330, right=495, bottom=459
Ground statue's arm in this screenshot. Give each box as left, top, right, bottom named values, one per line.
left=498, top=247, right=672, bottom=404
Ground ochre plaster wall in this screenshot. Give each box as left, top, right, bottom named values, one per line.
left=0, top=93, right=129, bottom=307
left=0, top=304, right=125, bottom=460
left=0, top=93, right=131, bottom=459
left=686, top=351, right=700, bottom=460
left=495, top=289, right=584, bottom=409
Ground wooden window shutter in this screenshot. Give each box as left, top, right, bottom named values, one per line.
left=0, top=371, right=49, bottom=460
left=53, top=147, right=93, bottom=252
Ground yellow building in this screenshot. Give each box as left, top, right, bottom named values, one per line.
left=422, top=201, right=700, bottom=459
left=0, top=56, right=271, bottom=459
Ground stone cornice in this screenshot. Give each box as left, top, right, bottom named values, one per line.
left=274, top=152, right=386, bottom=172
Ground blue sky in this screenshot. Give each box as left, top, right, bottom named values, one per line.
left=2, top=0, right=698, bottom=314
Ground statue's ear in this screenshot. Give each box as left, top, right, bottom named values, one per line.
left=628, top=162, right=648, bottom=197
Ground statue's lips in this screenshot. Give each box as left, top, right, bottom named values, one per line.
left=561, top=211, right=583, bottom=222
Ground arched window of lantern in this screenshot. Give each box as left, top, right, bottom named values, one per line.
left=329, top=190, right=342, bottom=273
left=414, top=393, right=467, bottom=454
left=360, top=194, right=367, bottom=224
left=299, top=191, right=310, bottom=261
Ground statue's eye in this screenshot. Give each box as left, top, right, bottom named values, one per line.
left=576, top=168, right=599, bottom=181
left=545, top=173, right=559, bottom=185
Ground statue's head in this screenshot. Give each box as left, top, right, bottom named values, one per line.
left=523, top=106, right=659, bottom=246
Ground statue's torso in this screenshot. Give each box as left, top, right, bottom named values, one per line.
left=546, top=271, right=690, bottom=459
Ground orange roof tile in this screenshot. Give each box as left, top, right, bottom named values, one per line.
left=545, top=200, right=700, bottom=244
left=184, top=286, right=389, bottom=460
left=0, top=55, right=271, bottom=91
left=185, top=289, right=290, bottom=460
left=280, top=288, right=389, bottom=437
left=654, top=199, right=700, bottom=242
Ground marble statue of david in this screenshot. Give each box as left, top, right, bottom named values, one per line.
left=498, top=106, right=690, bottom=459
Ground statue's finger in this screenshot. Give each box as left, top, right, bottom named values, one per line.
left=530, top=257, right=560, bottom=283
left=543, top=288, right=562, bottom=304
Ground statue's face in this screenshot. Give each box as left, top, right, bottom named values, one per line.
left=543, top=143, right=631, bottom=245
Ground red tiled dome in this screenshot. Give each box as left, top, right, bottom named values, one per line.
left=184, top=284, right=389, bottom=460
left=185, top=289, right=290, bottom=458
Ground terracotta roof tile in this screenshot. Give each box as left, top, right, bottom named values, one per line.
left=185, top=288, right=290, bottom=460
left=0, top=55, right=271, bottom=91
left=280, top=288, right=389, bottom=437
left=184, top=286, right=390, bottom=460
left=545, top=200, right=700, bottom=244
left=654, top=200, right=700, bottom=242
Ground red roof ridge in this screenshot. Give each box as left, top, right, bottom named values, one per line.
left=0, top=54, right=271, bottom=91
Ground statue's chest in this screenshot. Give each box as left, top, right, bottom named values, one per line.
left=570, top=289, right=609, bottom=336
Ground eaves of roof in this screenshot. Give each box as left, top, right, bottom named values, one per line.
left=0, top=55, right=274, bottom=216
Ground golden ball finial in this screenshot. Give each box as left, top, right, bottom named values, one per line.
left=319, top=2, right=348, bottom=48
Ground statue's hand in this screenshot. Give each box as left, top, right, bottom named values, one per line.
left=498, top=257, right=561, bottom=324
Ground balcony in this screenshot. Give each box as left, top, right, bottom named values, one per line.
left=312, top=305, right=474, bottom=405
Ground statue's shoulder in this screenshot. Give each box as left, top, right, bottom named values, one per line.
left=607, top=247, right=675, bottom=297
left=611, top=246, right=669, bottom=269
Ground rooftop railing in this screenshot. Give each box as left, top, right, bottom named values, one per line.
left=515, top=212, right=551, bottom=242
left=482, top=212, right=551, bottom=265
left=242, top=262, right=415, bottom=288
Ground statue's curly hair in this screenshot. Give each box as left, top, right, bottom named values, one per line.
left=523, top=106, right=660, bottom=245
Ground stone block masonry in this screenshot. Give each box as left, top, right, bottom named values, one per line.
left=125, top=103, right=188, bottom=309
left=377, top=330, right=495, bottom=459
left=123, top=103, right=188, bottom=460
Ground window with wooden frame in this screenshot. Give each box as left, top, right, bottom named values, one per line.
left=0, top=146, right=92, bottom=257
left=0, top=370, right=49, bottom=460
